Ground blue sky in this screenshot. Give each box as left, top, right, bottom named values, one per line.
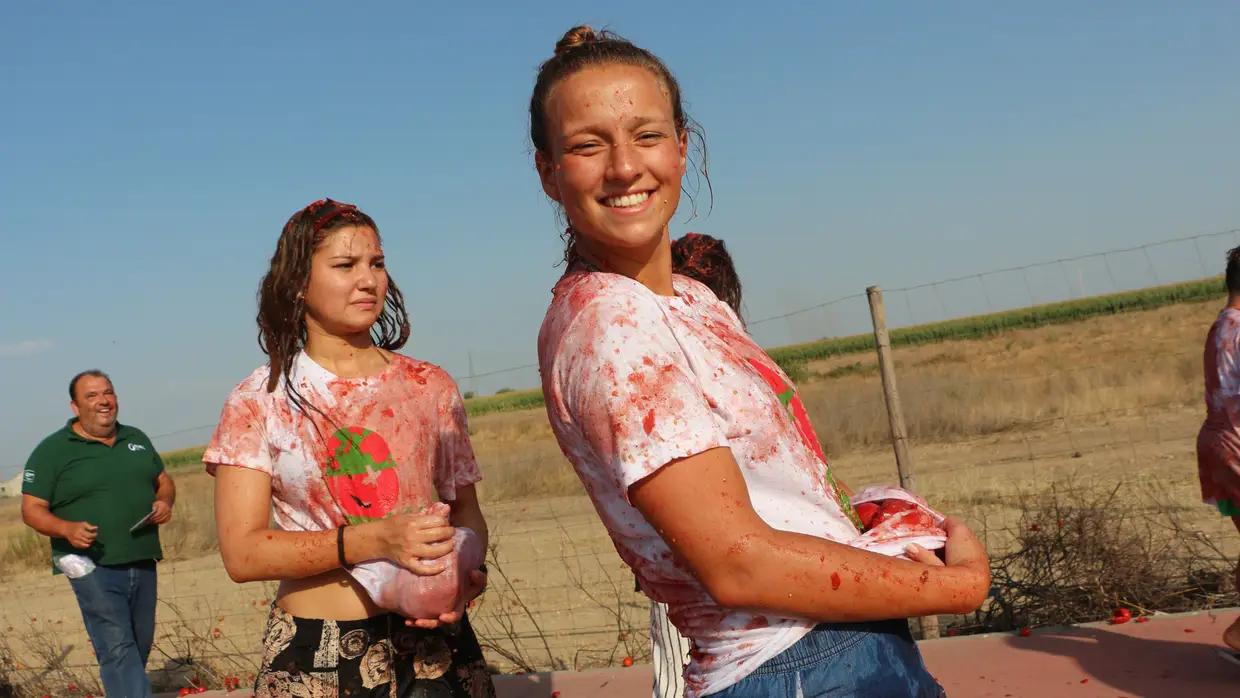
left=2, top=1, right=1239, bottom=472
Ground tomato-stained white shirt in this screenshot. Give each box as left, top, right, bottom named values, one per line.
left=538, top=269, right=859, bottom=696
left=202, top=352, right=482, bottom=599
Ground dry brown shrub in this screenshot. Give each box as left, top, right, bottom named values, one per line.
left=946, top=479, right=1239, bottom=635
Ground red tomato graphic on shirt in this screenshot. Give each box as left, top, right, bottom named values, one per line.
left=746, top=359, right=827, bottom=462
left=747, top=358, right=863, bottom=530
left=324, top=426, right=400, bottom=524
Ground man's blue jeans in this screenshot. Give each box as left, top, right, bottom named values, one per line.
left=67, top=561, right=157, bottom=698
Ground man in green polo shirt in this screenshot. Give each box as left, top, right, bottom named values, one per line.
left=21, top=369, right=176, bottom=698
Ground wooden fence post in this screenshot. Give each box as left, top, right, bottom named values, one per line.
left=866, top=286, right=940, bottom=639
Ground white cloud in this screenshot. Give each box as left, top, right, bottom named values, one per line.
left=0, top=339, right=55, bottom=359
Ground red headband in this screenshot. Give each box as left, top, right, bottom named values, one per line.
left=302, top=198, right=359, bottom=234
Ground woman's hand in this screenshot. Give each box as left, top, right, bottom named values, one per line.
left=903, top=543, right=944, bottom=567
left=405, top=568, right=487, bottom=630
left=378, top=512, right=457, bottom=575
left=936, top=517, right=992, bottom=610
left=940, top=517, right=989, bottom=570
left=463, top=567, right=488, bottom=603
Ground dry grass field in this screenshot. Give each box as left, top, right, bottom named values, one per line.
left=1, top=295, right=1237, bottom=694
left=465, top=295, right=1218, bottom=507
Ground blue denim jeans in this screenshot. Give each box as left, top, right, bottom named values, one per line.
left=713, top=619, right=945, bottom=697
left=67, top=561, right=157, bottom=698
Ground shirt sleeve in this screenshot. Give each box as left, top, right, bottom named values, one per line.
left=552, top=291, right=729, bottom=500
left=20, top=440, right=58, bottom=501
left=1216, top=317, right=1240, bottom=423
left=434, top=378, right=482, bottom=502
left=202, top=385, right=273, bottom=477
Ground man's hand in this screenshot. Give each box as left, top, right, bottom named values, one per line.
left=151, top=500, right=173, bottom=525
left=63, top=521, right=98, bottom=549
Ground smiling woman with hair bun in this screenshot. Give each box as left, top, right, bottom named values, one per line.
left=530, top=25, right=990, bottom=697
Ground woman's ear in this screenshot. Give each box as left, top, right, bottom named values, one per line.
left=535, top=150, right=563, bottom=204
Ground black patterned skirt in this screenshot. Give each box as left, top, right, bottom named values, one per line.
left=255, top=604, right=496, bottom=698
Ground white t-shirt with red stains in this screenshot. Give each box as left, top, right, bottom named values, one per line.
left=538, top=270, right=861, bottom=696
left=1204, top=308, right=1240, bottom=424
left=202, top=351, right=482, bottom=597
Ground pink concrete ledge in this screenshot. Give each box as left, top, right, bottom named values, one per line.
left=157, top=608, right=1240, bottom=698
left=919, top=607, right=1240, bottom=698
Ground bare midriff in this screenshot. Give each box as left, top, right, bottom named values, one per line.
left=276, top=569, right=385, bottom=620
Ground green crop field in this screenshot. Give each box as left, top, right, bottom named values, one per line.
left=461, top=276, right=1225, bottom=416
left=764, top=276, right=1225, bottom=372
left=162, top=446, right=208, bottom=470
left=464, top=388, right=547, bottom=417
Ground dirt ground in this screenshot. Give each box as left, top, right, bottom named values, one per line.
left=1, top=406, right=1232, bottom=692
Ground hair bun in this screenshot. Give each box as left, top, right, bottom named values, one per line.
left=555, top=25, right=599, bottom=56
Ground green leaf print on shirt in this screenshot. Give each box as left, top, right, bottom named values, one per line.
left=747, top=358, right=863, bottom=531
left=324, top=426, right=401, bottom=525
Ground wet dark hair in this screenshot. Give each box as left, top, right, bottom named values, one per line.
left=1227, top=245, right=1240, bottom=294
left=256, top=199, right=410, bottom=406
left=69, top=369, right=111, bottom=402
left=672, top=233, right=744, bottom=323
left=529, top=25, right=712, bottom=265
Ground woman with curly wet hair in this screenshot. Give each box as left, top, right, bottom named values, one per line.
left=203, top=199, right=495, bottom=698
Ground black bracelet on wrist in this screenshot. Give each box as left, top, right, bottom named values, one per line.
left=337, top=525, right=350, bottom=569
